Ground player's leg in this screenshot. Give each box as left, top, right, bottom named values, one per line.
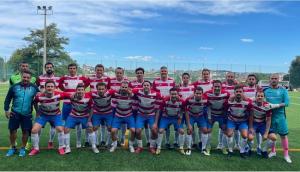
left=149, top=116, right=158, bottom=154
left=29, top=121, right=43, bottom=156
left=135, top=115, right=145, bottom=153
left=64, top=116, right=77, bottom=153
left=278, top=116, right=291, bottom=163
left=20, top=114, right=33, bottom=157
left=6, top=112, right=20, bottom=157
left=165, top=124, right=171, bottom=149
left=156, top=117, right=168, bottom=154
left=239, top=122, right=249, bottom=158
left=110, top=116, right=121, bottom=152
left=226, top=120, right=235, bottom=154
left=127, top=116, right=136, bottom=153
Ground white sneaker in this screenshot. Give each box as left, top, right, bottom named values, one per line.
left=234, top=144, right=240, bottom=150
left=76, top=142, right=82, bottom=148
left=216, top=143, right=223, bottom=150
left=284, top=156, right=292, bottom=163
left=268, top=152, right=277, bottom=158
left=186, top=149, right=191, bottom=156
left=92, top=147, right=99, bottom=154
left=65, top=147, right=71, bottom=154
left=129, top=146, right=135, bottom=153
left=109, top=146, right=117, bottom=153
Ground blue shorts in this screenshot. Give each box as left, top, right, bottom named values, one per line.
left=112, top=115, right=135, bottom=129
left=65, top=116, right=89, bottom=129
left=189, top=115, right=207, bottom=128
left=8, top=112, right=32, bottom=131
left=92, top=113, right=113, bottom=127
left=227, top=120, right=248, bottom=131
left=159, top=117, right=182, bottom=130
left=250, top=122, right=266, bottom=135
left=35, top=114, right=63, bottom=127
left=271, top=115, right=288, bottom=136
left=136, top=114, right=155, bottom=129
left=62, top=103, right=72, bottom=121
left=207, top=115, right=227, bottom=129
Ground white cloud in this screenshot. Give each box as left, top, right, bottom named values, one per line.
left=69, top=51, right=97, bottom=56
left=199, top=46, right=214, bottom=51
left=240, top=38, right=254, bottom=43
left=124, top=56, right=152, bottom=61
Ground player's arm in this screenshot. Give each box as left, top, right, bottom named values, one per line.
left=283, top=88, right=289, bottom=107
left=4, top=86, right=14, bottom=119
left=248, top=110, right=254, bottom=134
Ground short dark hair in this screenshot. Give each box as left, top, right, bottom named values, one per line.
left=135, top=67, right=144, bottom=74
left=142, top=80, right=152, bottom=87
left=95, top=64, right=104, bottom=70
left=234, top=84, right=244, bottom=91
left=160, top=66, right=168, bottom=70
left=96, top=82, right=107, bottom=89
left=202, top=68, right=210, bottom=74
left=194, top=86, right=203, bottom=93
left=76, top=83, right=85, bottom=89
left=169, top=87, right=178, bottom=93
left=115, top=67, right=124, bottom=72
left=247, top=74, right=257, bottom=80
left=45, top=62, right=54, bottom=68
left=21, top=70, right=32, bottom=76
left=45, top=80, right=56, bottom=87
left=20, top=61, right=28, bottom=66
left=213, top=80, right=222, bottom=85
left=256, top=90, right=265, bottom=96
left=182, top=72, right=190, bottom=78
left=68, top=63, right=77, bottom=69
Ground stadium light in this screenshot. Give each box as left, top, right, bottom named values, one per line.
left=37, top=5, right=53, bottom=74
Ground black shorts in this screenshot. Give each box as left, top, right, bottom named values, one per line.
left=8, top=112, right=33, bottom=131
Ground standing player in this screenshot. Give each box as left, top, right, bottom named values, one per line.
left=88, top=64, right=111, bottom=147
left=134, top=80, right=161, bottom=154
left=4, top=70, right=39, bottom=157
left=156, top=88, right=185, bottom=155
left=29, top=80, right=65, bottom=155
left=9, top=62, right=36, bottom=86
left=226, top=85, right=252, bottom=158
left=109, top=81, right=136, bottom=153
left=59, top=63, right=89, bottom=148
left=264, top=73, right=291, bottom=163
left=178, top=73, right=194, bottom=100
left=64, top=84, right=95, bottom=154
left=184, top=87, right=208, bottom=155
left=204, top=80, right=230, bottom=155
left=152, top=66, right=176, bottom=149
left=36, top=62, right=61, bottom=149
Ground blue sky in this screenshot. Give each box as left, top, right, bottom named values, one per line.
left=1, top=0, right=300, bottom=73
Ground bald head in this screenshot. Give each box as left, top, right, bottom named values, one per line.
left=270, top=73, right=279, bottom=88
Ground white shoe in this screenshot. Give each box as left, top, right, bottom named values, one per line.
left=129, top=146, right=135, bottom=153
left=268, top=152, right=277, bottom=158
left=92, top=147, right=99, bottom=154
left=186, top=149, right=191, bottom=156
left=216, top=143, right=223, bottom=150
left=65, top=147, right=71, bottom=154
left=234, top=144, right=240, bottom=150
left=76, top=142, right=82, bottom=148
left=109, top=146, right=117, bottom=152
left=284, top=156, right=292, bottom=163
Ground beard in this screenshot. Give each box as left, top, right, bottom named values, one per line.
left=46, top=70, right=53, bottom=75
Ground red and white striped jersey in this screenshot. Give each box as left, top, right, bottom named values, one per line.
left=160, top=97, right=185, bottom=118
left=111, top=93, right=134, bottom=117
left=244, top=85, right=260, bottom=101
left=152, top=77, right=175, bottom=97
left=193, top=80, right=213, bottom=93
left=203, top=90, right=230, bottom=117
left=110, top=77, right=128, bottom=91
left=252, top=101, right=272, bottom=123
left=36, top=74, right=60, bottom=90
left=91, top=89, right=116, bottom=115
left=70, top=93, right=93, bottom=118
left=222, top=81, right=238, bottom=96
left=34, top=91, right=66, bottom=116
left=178, top=84, right=194, bottom=100
left=133, top=89, right=161, bottom=116
left=88, top=74, right=111, bottom=92
left=129, top=79, right=144, bottom=90
left=185, top=96, right=208, bottom=117
left=58, top=75, right=89, bottom=103
left=227, top=99, right=252, bottom=122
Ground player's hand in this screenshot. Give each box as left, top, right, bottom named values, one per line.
left=263, top=133, right=268, bottom=140
left=87, top=121, right=93, bottom=127
left=279, top=103, right=285, bottom=107
left=188, top=124, right=193, bottom=132
left=5, top=111, right=12, bottom=119
left=249, top=128, right=254, bottom=134
left=152, top=123, right=158, bottom=131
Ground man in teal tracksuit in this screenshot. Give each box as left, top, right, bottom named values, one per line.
left=4, top=70, right=39, bottom=157
left=264, top=73, right=291, bottom=163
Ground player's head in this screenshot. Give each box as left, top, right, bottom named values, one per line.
left=255, top=90, right=265, bottom=103
left=270, top=73, right=279, bottom=87
left=19, top=62, right=29, bottom=72
left=160, top=66, right=168, bottom=79
left=234, top=84, right=244, bottom=100
left=142, top=80, right=152, bottom=94
left=21, top=70, right=32, bottom=85
left=45, top=62, right=54, bottom=75
left=44, top=80, right=56, bottom=94
left=226, top=72, right=235, bottom=85
left=169, top=87, right=178, bottom=101
left=119, top=81, right=129, bottom=96
left=201, top=68, right=210, bottom=81
left=135, top=67, right=144, bottom=81
left=96, top=82, right=107, bottom=96
left=76, top=83, right=85, bottom=98
left=194, top=86, right=203, bottom=101
left=68, top=63, right=77, bottom=76
left=212, top=80, right=222, bottom=95
left=115, top=67, right=124, bottom=80
left=182, top=72, right=190, bottom=85
left=247, top=74, right=257, bottom=87
left=95, top=64, right=105, bottom=76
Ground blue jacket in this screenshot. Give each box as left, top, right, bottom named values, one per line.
left=4, top=82, right=39, bottom=116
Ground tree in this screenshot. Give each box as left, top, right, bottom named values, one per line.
left=7, top=23, right=78, bottom=76
left=0, top=57, right=4, bottom=81
left=289, top=56, right=300, bottom=88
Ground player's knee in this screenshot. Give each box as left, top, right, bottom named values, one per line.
left=56, top=126, right=64, bottom=133
left=178, top=129, right=184, bottom=135
left=248, top=134, right=254, bottom=141
left=268, top=133, right=277, bottom=141
left=159, top=129, right=164, bottom=134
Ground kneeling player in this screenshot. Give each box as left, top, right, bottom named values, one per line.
left=185, top=87, right=209, bottom=155
left=156, top=88, right=185, bottom=155
left=29, top=80, right=65, bottom=156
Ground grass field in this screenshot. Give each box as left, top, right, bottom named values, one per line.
left=0, top=83, right=299, bottom=171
